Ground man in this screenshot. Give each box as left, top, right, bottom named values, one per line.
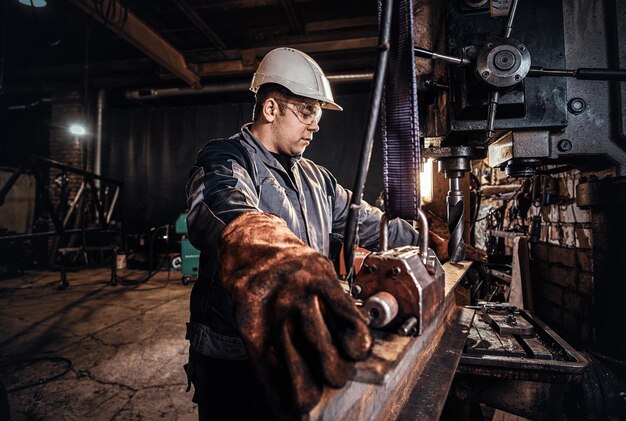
left=185, top=47, right=447, bottom=420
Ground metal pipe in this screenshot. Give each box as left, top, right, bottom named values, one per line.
left=0, top=227, right=109, bottom=242
left=481, top=184, right=523, bottom=196
left=414, top=47, right=471, bottom=67
left=503, top=0, right=519, bottom=38
left=327, top=73, right=373, bottom=82
left=95, top=89, right=105, bottom=180
left=527, top=67, right=576, bottom=77
left=7, top=98, right=52, bottom=110
left=106, top=186, right=120, bottom=225
left=416, top=208, right=429, bottom=265
left=127, top=81, right=247, bottom=100
left=486, top=90, right=499, bottom=138
left=63, top=182, right=85, bottom=227
left=0, top=147, right=122, bottom=186
left=379, top=213, right=389, bottom=252
left=0, top=165, right=23, bottom=206
left=526, top=67, right=626, bottom=81
left=343, top=0, right=393, bottom=281
left=125, top=73, right=374, bottom=100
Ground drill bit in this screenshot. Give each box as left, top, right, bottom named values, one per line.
left=447, top=176, right=466, bottom=263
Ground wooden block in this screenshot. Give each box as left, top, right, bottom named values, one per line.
left=354, top=330, right=411, bottom=384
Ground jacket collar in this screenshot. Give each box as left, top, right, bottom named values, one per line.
left=240, top=123, right=302, bottom=170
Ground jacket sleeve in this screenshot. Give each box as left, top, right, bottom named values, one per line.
left=318, top=167, right=419, bottom=251
left=186, top=139, right=260, bottom=260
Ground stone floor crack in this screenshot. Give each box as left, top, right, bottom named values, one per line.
left=73, top=367, right=138, bottom=392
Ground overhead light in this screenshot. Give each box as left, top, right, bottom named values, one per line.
left=18, top=0, right=47, bottom=7
left=69, top=124, right=87, bottom=136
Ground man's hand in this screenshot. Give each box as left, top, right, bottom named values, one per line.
left=219, top=212, right=372, bottom=417
left=429, top=231, right=487, bottom=263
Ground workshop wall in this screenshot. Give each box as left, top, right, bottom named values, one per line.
left=529, top=170, right=594, bottom=347
left=475, top=166, right=596, bottom=348
left=101, top=92, right=378, bottom=233
left=533, top=243, right=594, bottom=347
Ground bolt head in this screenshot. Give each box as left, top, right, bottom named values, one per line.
left=557, top=139, right=573, bottom=152
left=568, top=98, right=586, bottom=115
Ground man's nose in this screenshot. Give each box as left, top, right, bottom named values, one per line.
left=308, top=120, right=320, bottom=133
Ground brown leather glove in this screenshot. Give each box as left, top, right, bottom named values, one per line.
left=219, top=212, right=372, bottom=417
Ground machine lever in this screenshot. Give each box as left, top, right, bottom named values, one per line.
left=502, top=0, right=519, bottom=38
left=413, top=47, right=471, bottom=67
left=486, top=91, right=500, bottom=139
left=527, top=66, right=626, bottom=81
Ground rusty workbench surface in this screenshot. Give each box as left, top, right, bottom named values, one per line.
left=307, top=260, right=474, bottom=421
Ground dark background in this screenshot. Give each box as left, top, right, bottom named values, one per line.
left=11, top=91, right=380, bottom=234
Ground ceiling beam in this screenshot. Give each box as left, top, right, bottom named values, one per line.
left=67, top=0, right=201, bottom=87
left=9, top=37, right=378, bottom=92
left=171, top=0, right=227, bottom=54
left=277, top=0, right=304, bottom=34
left=195, top=37, right=378, bottom=77
left=305, top=16, right=378, bottom=32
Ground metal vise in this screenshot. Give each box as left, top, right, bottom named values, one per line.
left=352, top=209, right=445, bottom=336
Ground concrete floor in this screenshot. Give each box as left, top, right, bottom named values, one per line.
left=0, top=268, right=197, bottom=420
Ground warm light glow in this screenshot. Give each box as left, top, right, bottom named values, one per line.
left=420, top=159, right=434, bottom=203
left=69, top=124, right=87, bottom=136
left=18, top=0, right=47, bottom=7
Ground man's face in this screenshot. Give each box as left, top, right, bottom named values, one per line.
left=270, top=97, right=322, bottom=156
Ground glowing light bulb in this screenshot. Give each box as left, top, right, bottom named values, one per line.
left=69, top=124, right=87, bottom=136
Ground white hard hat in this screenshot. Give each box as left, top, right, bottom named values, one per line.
left=250, top=47, right=343, bottom=111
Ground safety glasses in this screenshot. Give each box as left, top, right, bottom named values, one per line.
left=274, top=99, right=322, bottom=125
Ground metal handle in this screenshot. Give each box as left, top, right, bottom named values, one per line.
left=414, top=47, right=471, bottom=67
left=379, top=213, right=389, bottom=252
left=416, top=208, right=429, bottom=265
left=380, top=210, right=429, bottom=265
left=528, top=66, right=626, bottom=81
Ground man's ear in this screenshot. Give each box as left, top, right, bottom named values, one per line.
left=262, top=98, right=279, bottom=122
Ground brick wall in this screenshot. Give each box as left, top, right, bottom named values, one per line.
left=472, top=164, right=599, bottom=348
left=48, top=91, right=88, bottom=209
left=532, top=243, right=594, bottom=346
left=528, top=170, right=595, bottom=347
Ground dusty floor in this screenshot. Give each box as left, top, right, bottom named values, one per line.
left=0, top=268, right=197, bottom=420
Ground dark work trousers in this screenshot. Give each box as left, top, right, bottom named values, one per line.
left=188, top=349, right=275, bottom=421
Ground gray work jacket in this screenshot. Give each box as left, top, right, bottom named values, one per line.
left=185, top=123, right=419, bottom=359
